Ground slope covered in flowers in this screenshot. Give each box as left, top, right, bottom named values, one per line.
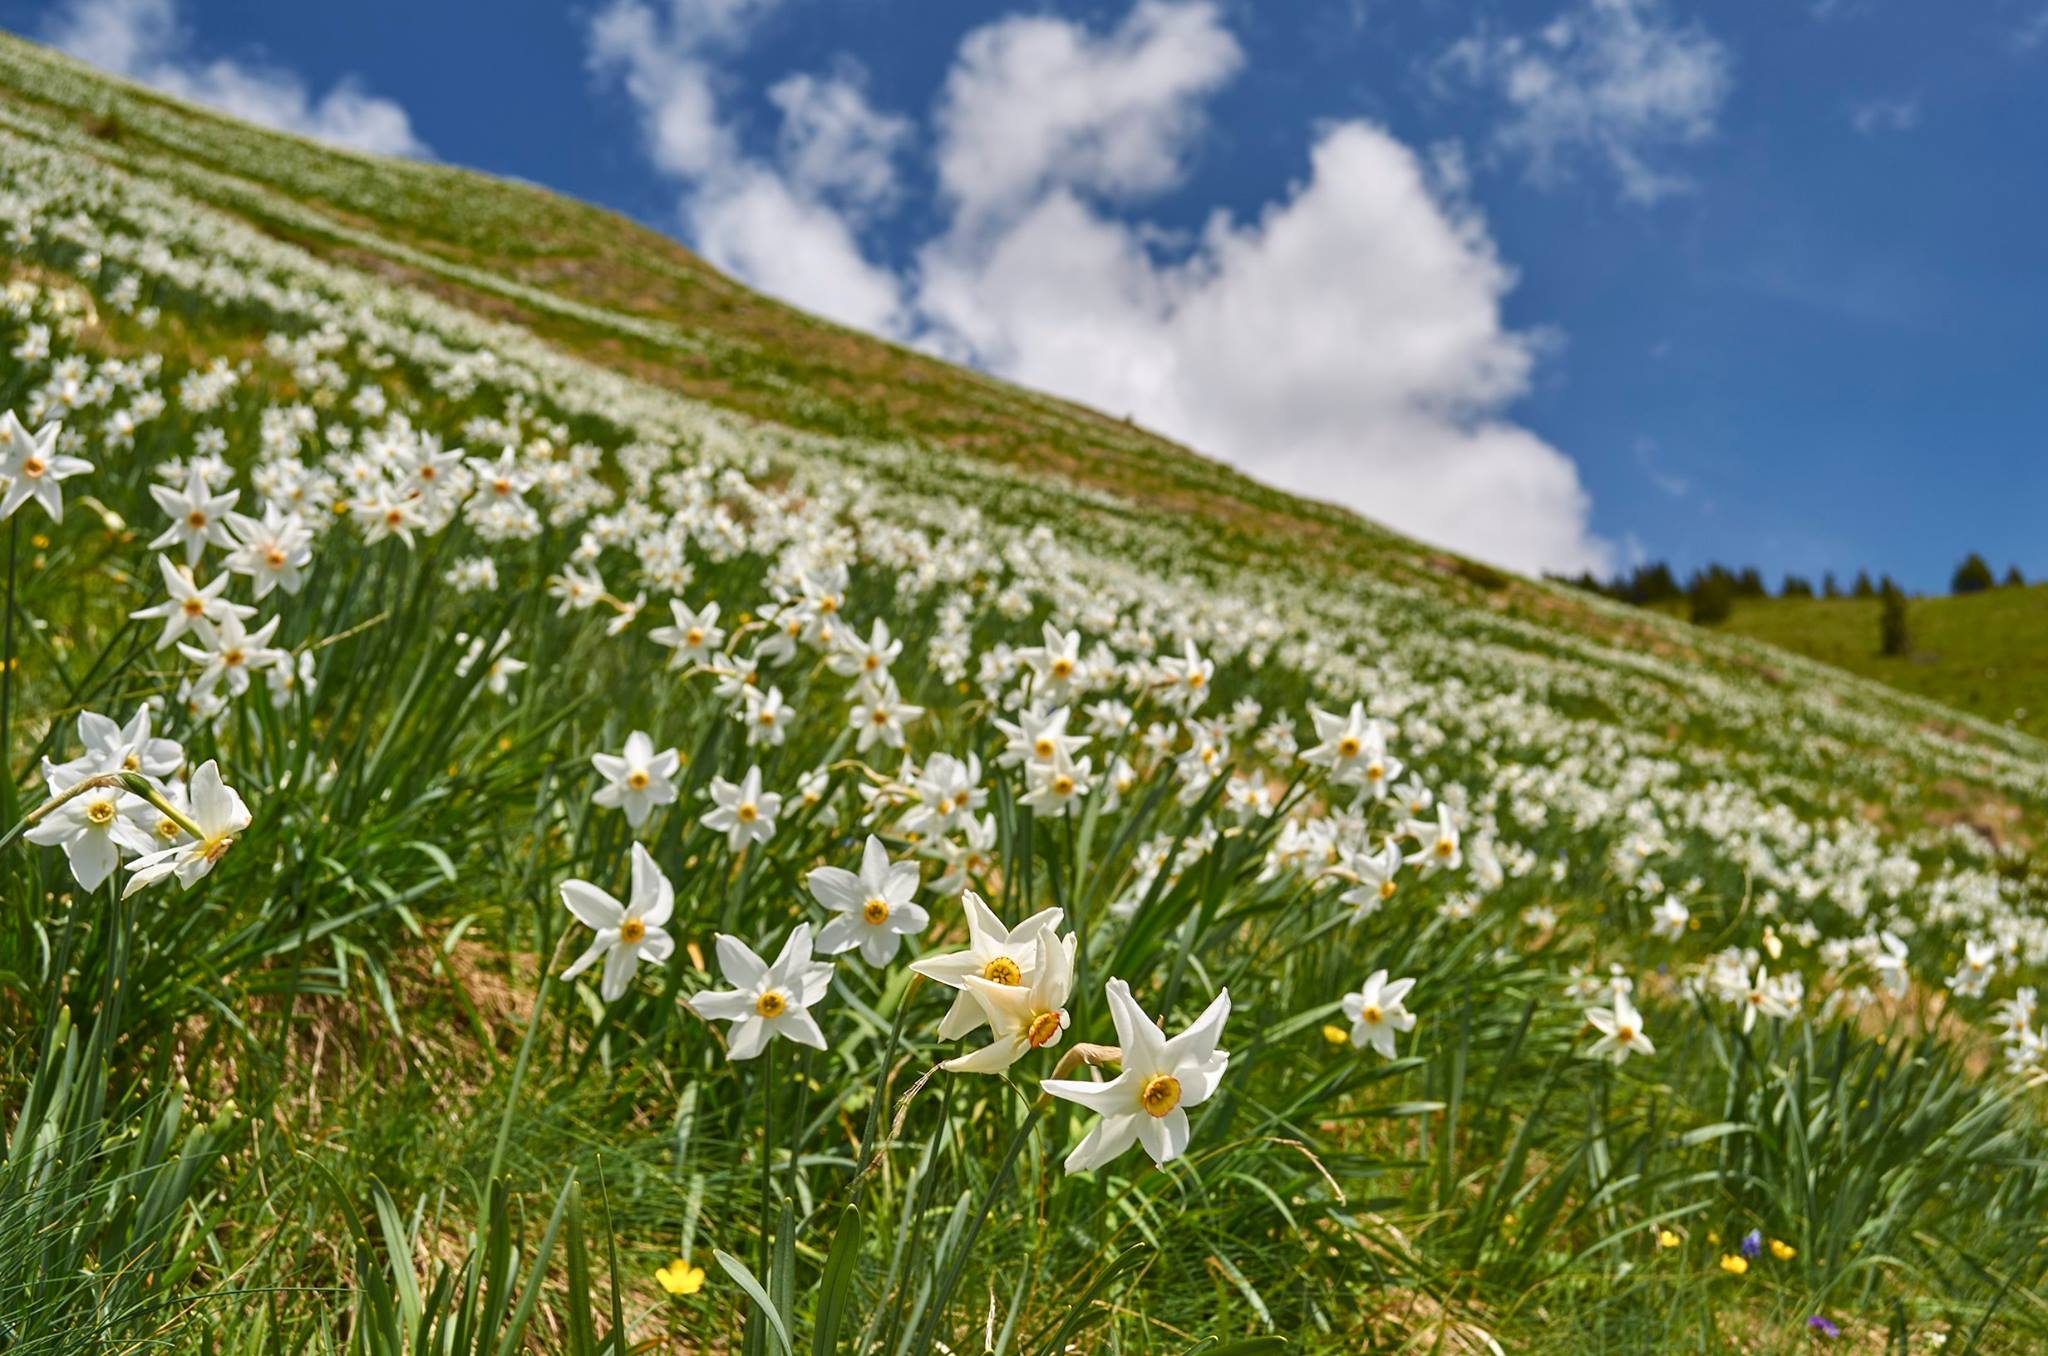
left=0, top=33, right=2044, bottom=1355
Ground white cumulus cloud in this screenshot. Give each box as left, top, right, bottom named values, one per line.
left=43, top=0, right=428, bottom=158
left=587, top=0, right=1614, bottom=574
left=933, top=0, right=1243, bottom=227
left=1441, top=0, right=1731, bottom=204
left=1849, top=95, right=1919, bottom=134
left=587, top=0, right=908, bottom=334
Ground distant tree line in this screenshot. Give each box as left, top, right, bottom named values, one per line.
left=1556, top=554, right=2027, bottom=614
left=1551, top=554, right=2029, bottom=653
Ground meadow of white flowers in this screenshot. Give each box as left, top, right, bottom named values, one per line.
left=1, top=33, right=2044, bottom=1355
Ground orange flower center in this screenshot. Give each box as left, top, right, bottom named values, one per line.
left=1139, top=1074, right=1182, bottom=1117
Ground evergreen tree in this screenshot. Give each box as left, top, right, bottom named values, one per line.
left=1781, top=574, right=1814, bottom=598
left=1822, top=571, right=1841, bottom=599
left=1951, top=553, right=1995, bottom=594
left=2004, top=564, right=2026, bottom=588
left=1689, top=569, right=1735, bottom=625
left=1852, top=570, right=1875, bottom=598
left=1735, top=567, right=1767, bottom=598
left=1879, top=579, right=1911, bottom=656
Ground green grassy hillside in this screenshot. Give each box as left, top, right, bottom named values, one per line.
left=1, top=31, right=2045, bottom=1356
left=1681, top=587, right=2048, bottom=741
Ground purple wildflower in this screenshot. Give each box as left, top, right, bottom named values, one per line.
left=1739, top=1229, right=1763, bottom=1259
left=1807, top=1315, right=1840, bottom=1338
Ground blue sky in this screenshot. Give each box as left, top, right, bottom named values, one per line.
left=12, top=0, right=2047, bottom=587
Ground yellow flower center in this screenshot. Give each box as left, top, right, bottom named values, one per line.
left=1435, top=838, right=1455, bottom=857
left=1366, top=762, right=1384, bottom=781
left=85, top=797, right=117, bottom=826
left=981, top=956, right=1022, bottom=985
left=1359, top=1003, right=1383, bottom=1026
left=862, top=896, right=890, bottom=925
left=685, top=627, right=704, bottom=647
left=1033, top=737, right=1054, bottom=758
left=265, top=547, right=287, bottom=568
left=1378, top=879, right=1397, bottom=900
left=223, top=648, right=245, bottom=667
left=627, top=769, right=650, bottom=789
left=1186, top=670, right=1205, bottom=688
left=156, top=817, right=182, bottom=841
left=187, top=510, right=207, bottom=529
left=1615, top=1024, right=1636, bottom=1045
left=618, top=917, right=646, bottom=945
left=736, top=802, right=758, bottom=823
left=1337, top=736, right=1360, bottom=758
left=1052, top=774, right=1075, bottom=796
left=754, top=990, right=786, bottom=1018
left=1050, top=658, right=1073, bottom=679
left=201, top=833, right=234, bottom=863
left=1139, top=1073, right=1181, bottom=1117
left=1026, top=1010, right=1063, bottom=1047
left=181, top=597, right=205, bottom=616
left=21, top=456, right=44, bottom=478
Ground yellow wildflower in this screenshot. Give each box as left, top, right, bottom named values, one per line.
left=1719, top=1254, right=1748, bottom=1276
left=1769, top=1239, right=1796, bottom=1261
left=656, top=1259, right=705, bottom=1296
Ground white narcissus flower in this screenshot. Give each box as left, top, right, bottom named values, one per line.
left=1404, top=804, right=1462, bottom=876
left=743, top=685, right=795, bottom=747
left=560, top=842, right=676, bottom=1002
left=827, top=617, right=901, bottom=680
left=1342, top=970, right=1418, bottom=1059
left=129, top=555, right=254, bottom=652
left=702, top=765, right=781, bottom=851
left=43, top=707, right=183, bottom=785
left=1043, top=979, right=1231, bottom=1174
left=1948, top=939, right=1996, bottom=999
left=25, top=773, right=155, bottom=891
left=177, top=613, right=283, bottom=697
left=1737, top=965, right=1794, bottom=1032
left=591, top=730, right=679, bottom=829
left=1649, top=897, right=1689, bottom=942
left=1020, top=747, right=1092, bottom=818
left=808, top=834, right=929, bottom=967
left=224, top=504, right=314, bottom=598
left=1339, top=842, right=1402, bottom=920
left=1156, top=638, right=1212, bottom=711
left=147, top=465, right=238, bottom=565
left=850, top=677, right=922, bottom=754
left=1585, top=992, right=1655, bottom=1065
left=649, top=598, right=724, bottom=668
left=687, top=924, right=835, bottom=1061
left=121, top=760, right=249, bottom=897
left=1301, top=702, right=1402, bottom=796
left=943, top=931, right=1076, bottom=1073
left=1873, top=931, right=1910, bottom=999
left=0, top=412, right=90, bottom=522
left=910, top=892, right=1065, bottom=1039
